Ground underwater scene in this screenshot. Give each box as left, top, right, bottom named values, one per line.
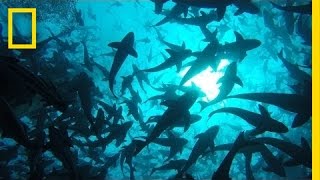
left=0, top=0, right=312, bottom=179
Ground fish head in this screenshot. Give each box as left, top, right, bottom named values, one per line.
left=122, top=32, right=135, bottom=47
left=246, top=39, right=261, bottom=50
left=207, top=125, right=219, bottom=138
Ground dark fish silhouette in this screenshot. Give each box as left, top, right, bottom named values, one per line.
left=270, top=1, right=311, bottom=15
left=142, top=47, right=192, bottom=73
left=199, top=62, right=242, bottom=110
left=175, top=10, right=218, bottom=27
left=0, top=97, right=32, bottom=148
left=208, top=105, right=288, bottom=135
left=151, top=0, right=169, bottom=14
left=154, top=3, right=189, bottom=26
left=150, top=159, right=187, bottom=176
left=252, top=137, right=311, bottom=168
left=172, top=0, right=236, bottom=21
left=108, top=32, right=138, bottom=97
left=180, top=125, right=219, bottom=173
left=133, top=90, right=199, bottom=156
left=233, top=0, right=259, bottom=16
left=225, top=92, right=311, bottom=128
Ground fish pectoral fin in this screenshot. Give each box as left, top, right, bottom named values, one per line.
left=176, top=62, right=182, bottom=72
left=238, top=51, right=247, bottom=62
left=234, top=76, right=243, bottom=87
left=128, top=47, right=138, bottom=58
left=183, top=111, right=191, bottom=132
left=108, top=42, right=122, bottom=49
left=291, top=113, right=310, bottom=128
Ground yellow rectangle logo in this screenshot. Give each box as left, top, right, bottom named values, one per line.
left=8, top=8, right=36, bottom=49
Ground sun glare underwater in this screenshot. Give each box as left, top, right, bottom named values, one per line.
left=0, top=0, right=312, bottom=180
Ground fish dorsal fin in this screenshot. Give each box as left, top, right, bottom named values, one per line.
left=181, top=41, right=186, bottom=49
left=258, top=104, right=270, bottom=119
left=234, top=31, right=244, bottom=42
left=301, top=137, right=311, bottom=152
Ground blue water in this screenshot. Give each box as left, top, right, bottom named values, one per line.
left=0, top=1, right=311, bottom=180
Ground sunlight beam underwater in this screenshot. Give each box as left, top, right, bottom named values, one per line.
left=179, top=59, right=230, bottom=102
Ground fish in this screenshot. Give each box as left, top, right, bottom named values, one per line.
left=142, top=47, right=192, bottom=73
left=212, top=132, right=250, bottom=180
left=132, top=63, right=152, bottom=93
left=179, top=38, right=219, bottom=86
left=120, top=141, right=138, bottom=180
left=213, top=142, right=286, bottom=177
left=150, top=159, right=187, bottom=175
left=216, top=31, right=261, bottom=62
left=122, top=98, right=143, bottom=122
left=0, top=56, right=67, bottom=112
left=172, top=0, right=236, bottom=21
left=78, top=121, right=133, bottom=149
left=137, top=37, right=151, bottom=44
left=47, top=125, right=79, bottom=180
left=108, top=32, right=138, bottom=98
left=252, top=137, right=311, bottom=168
left=174, top=10, right=218, bottom=27
left=133, top=90, right=199, bottom=156
left=152, top=131, right=188, bottom=161
left=225, top=92, right=311, bottom=128
left=270, top=1, right=311, bottom=15
left=200, top=26, right=218, bottom=43
left=81, top=41, right=94, bottom=72
left=120, top=75, right=134, bottom=96
left=154, top=3, right=189, bottom=26
left=146, top=114, right=202, bottom=129
left=0, top=97, right=32, bottom=149
left=198, top=62, right=242, bottom=111
left=208, top=105, right=288, bottom=135
left=151, top=0, right=169, bottom=14
left=97, top=100, right=124, bottom=125
left=180, top=126, right=219, bottom=173
left=233, top=0, right=260, bottom=16
left=277, top=49, right=311, bottom=83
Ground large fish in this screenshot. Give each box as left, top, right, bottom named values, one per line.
left=108, top=32, right=138, bottom=97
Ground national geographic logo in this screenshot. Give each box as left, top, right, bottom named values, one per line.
left=8, top=8, right=36, bottom=49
